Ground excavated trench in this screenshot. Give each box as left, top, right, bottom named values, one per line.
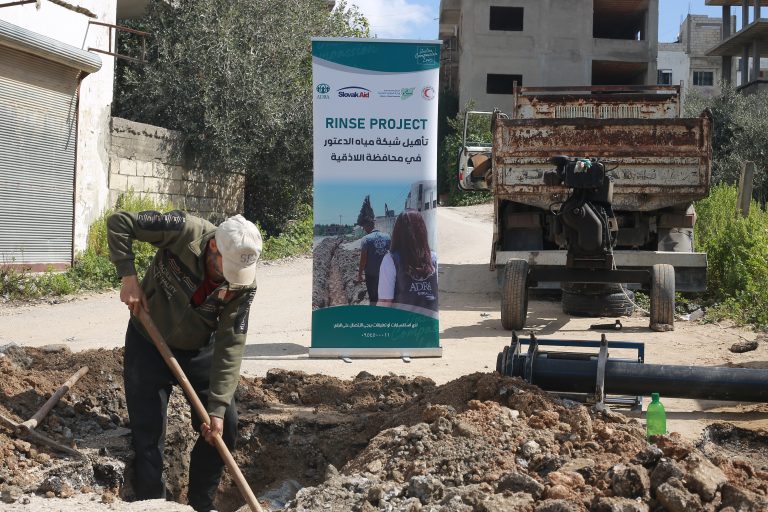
left=313, top=237, right=367, bottom=309
left=3, top=343, right=768, bottom=511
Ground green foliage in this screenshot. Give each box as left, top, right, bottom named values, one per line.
left=694, top=184, right=768, bottom=328
left=685, top=84, right=768, bottom=205
left=261, top=204, right=313, bottom=261
left=357, top=196, right=375, bottom=226
left=114, top=0, right=369, bottom=236
left=437, top=104, right=493, bottom=206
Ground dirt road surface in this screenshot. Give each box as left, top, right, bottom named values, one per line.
left=1, top=204, right=766, bottom=442
left=3, top=204, right=768, bottom=511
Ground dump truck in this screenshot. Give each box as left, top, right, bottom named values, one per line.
left=457, top=85, right=712, bottom=332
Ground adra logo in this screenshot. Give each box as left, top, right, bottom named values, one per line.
left=316, top=83, right=331, bottom=99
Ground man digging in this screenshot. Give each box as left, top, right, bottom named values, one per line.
left=107, top=210, right=261, bottom=511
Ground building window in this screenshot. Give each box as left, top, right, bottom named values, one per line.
left=657, top=70, right=672, bottom=85
left=487, top=74, right=523, bottom=94
left=693, top=71, right=714, bottom=86
left=489, top=6, right=523, bottom=31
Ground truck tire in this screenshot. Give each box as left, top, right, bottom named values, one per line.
left=501, top=259, right=529, bottom=330
left=561, top=283, right=635, bottom=317
left=650, top=264, right=675, bottom=331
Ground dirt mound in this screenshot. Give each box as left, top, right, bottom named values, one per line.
left=2, top=345, right=768, bottom=512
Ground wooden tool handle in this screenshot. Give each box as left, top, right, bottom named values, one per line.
left=20, top=366, right=89, bottom=431
left=136, top=309, right=263, bottom=512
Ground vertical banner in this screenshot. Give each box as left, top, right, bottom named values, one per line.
left=310, top=38, right=442, bottom=358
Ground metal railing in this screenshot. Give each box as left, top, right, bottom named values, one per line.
left=87, top=20, right=149, bottom=64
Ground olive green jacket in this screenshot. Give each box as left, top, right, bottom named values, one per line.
left=107, top=210, right=257, bottom=418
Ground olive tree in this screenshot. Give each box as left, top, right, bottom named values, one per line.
left=685, top=84, right=768, bottom=206
left=114, top=0, right=369, bottom=234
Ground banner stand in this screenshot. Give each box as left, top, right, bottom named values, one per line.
left=311, top=38, right=442, bottom=359
left=308, top=348, right=442, bottom=359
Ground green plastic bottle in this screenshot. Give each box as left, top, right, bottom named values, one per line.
left=646, top=392, right=666, bottom=438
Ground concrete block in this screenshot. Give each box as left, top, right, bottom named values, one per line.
left=110, top=173, right=128, bottom=190
left=153, top=162, right=169, bottom=179
left=168, top=180, right=183, bottom=195
left=170, top=194, right=185, bottom=209
left=143, top=177, right=165, bottom=194
left=119, top=158, right=137, bottom=176
left=168, top=165, right=185, bottom=181
left=126, top=176, right=144, bottom=191
left=136, top=160, right=154, bottom=177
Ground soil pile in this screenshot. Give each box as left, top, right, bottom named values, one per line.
left=2, top=344, right=768, bottom=512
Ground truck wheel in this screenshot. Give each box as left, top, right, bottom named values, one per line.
left=501, top=259, right=529, bottom=330
left=650, top=264, right=675, bottom=331
left=561, top=283, right=635, bottom=317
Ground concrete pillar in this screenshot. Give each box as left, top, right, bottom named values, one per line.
left=723, top=6, right=732, bottom=38
left=755, top=0, right=761, bottom=21
left=743, top=0, right=750, bottom=27
left=753, top=39, right=760, bottom=81
left=743, top=44, right=751, bottom=85
left=723, top=6, right=733, bottom=84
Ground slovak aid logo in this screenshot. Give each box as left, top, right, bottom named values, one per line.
left=401, top=87, right=415, bottom=100
left=421, top=86, right=436, bottom=101
left=316, top=83, right=331, bottom=99
left=338, top=86, right=371, bottom=99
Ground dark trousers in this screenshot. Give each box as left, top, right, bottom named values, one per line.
left=364, top=273, right=380, bottom=305
left=123, top=321, right=237, bottom=511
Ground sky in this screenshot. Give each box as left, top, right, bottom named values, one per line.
left=314, top=182, right=410, bottom=226
left=348, top=0, right=743, bottom=43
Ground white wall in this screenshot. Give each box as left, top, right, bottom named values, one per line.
left=657, top=48, right=689, bottom=87
left=0, top=1, right=116, bottom=254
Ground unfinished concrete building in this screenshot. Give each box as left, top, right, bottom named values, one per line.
left=439, top=0, right=659, bottom=111
left=658, top=14, right=737, bottom=98
left=706, top=0, right=768, bottom=94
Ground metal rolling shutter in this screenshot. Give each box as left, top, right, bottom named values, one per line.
left=0, top=45, right=80, bottom=266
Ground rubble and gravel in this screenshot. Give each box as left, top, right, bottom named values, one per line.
left=2, top=344, right=768, bottom=512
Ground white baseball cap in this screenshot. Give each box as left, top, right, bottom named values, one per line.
left=215, top=215, right=262, bottom=286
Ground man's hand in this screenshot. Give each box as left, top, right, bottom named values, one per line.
left=201, top=416, right=224, bottom=446
left=120, top=275, right=148, bottom=316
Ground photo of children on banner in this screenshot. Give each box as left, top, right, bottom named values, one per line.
left=355, top=196, right=391, bottom=305
left=378, top=209, right=438, bottom=318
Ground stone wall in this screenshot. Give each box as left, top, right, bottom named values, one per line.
left=109, top=117, right=244, bottom=224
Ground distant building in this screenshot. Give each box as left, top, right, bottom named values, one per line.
left=404, top=181, right=437, bottom=251
left=439, top=0, right=659, bottom=112
left=405, top=181, right=438, bottom=213
left=657, top=14, right=737, bottom=99
left=706, top=0, right=768, bottom=95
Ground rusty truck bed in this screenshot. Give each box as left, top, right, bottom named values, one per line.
left=492, top=113, right=713, bottom=212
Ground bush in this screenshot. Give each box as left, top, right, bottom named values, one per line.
left=685, top=83, right=768, bottom=205
left=695, top=184, right=768, bottom=328
left=261, top=204, right=313, bottom=261
left=0, top=192, right=314, bottom=303
left=437, top=104, right=493, bottom=206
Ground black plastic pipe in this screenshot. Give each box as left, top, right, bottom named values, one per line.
left=504, top=356, right=768, bottom=402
